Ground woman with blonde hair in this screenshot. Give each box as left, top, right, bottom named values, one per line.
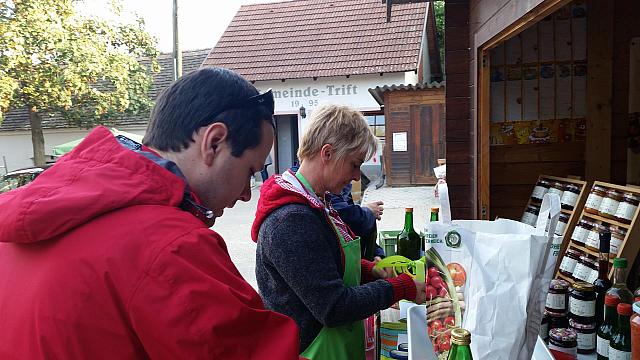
left=251, top=104, right=426, bottom=360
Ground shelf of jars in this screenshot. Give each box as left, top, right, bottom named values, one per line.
left=522, top=175, right=589, bottom=273
left=555, top=181, right=640, bottom=284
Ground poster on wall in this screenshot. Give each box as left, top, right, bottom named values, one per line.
left=392, top=132, right=408, bottom=152
left=628, top=38, right=640, bottom=185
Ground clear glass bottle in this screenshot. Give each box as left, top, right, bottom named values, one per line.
left=606, top=258, right=634, bottom=305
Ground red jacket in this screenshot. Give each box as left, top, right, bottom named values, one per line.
left=0, top=127, right=300, bottom=359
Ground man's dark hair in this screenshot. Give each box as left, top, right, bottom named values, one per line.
left=143, top=67, right=274, bottom=157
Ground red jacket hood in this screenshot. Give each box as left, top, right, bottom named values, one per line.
left=250, top=174, right=324, bottom=242
left=0, top=126, right=185, bottom=244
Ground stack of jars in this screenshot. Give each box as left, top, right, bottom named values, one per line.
left=584, top=186, right=639, bottom=225
left=542, top=280, right=570, bottom=342
left=530, top=179, right=582, bottom=211
left=568, top=282, right=597, bottom=354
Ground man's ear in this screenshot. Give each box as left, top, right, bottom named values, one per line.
left=201, top=122, right=228, bottom=166
left=320, top=144, right=333, bottom=164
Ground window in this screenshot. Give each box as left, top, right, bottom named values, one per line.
left=365, top=114, right=385, bottom=138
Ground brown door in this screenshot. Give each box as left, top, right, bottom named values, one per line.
left=413, top=104, right=445, bottom=184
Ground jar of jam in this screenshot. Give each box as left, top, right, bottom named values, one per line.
left=547, top=309, right=569, bottom=332
left=561, top=184, right=581, bottom=210
left=555, top=213, right=570, bottom=236
left=546, top=279, right=570, bottom=312
left=585, top=261, right=600, bottom=284
left=571, top=219, right=595, bottom=247
left=585, top=186, right=607, bottom=215
left=521, top=205, right=540, bottom=226
left=569, top=282, right=597, bottom=323
left=572, top=255, right=597, bottom=282
left=548, top=182, right=565, bottom=200
left=585, top=223, right=609, bottom=252
left=569, top=318, right=596, bottom=354
left=614, top=192, right=639, bottom=224
left=599, top=189, right=623, bottom=220
left=610, top=227, right=626, bottom=257
left=559, top=249, right=581, bottom=277
left=531, top=179, right=552, bottom=202
left=549, top=328, right=578, bottom=358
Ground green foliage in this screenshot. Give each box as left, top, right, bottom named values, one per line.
left=433, top=1, right=445, bottom=71
left=0, top=0, right=159, bottom=127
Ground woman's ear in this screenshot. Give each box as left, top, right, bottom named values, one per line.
left=320, top=144, right=333, bottom=164
left=201, top=122, right=228, bottom=166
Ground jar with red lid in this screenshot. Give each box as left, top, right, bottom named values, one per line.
left=569, top=318, right=596, bottom=354
left=599, top=189, right=623, bottom=220
left=571, top=219, right=594, bottom=247
left=549, top=328, right=578, bottom=358
left=614, top=192, right=639, bottom=225
left=572, top=255, right=597, bottom=283
left=585, top=186, right=607, bottom=215
left=546, top=279, right=570, bottom=313
left=585, top=223, right=609, bottom=253
left=610, top=227, right=627, bottom=258
left=631, top=301, right=639, bottom=360
left=547, top=309, right=570, bottom=333
left=559, top=249, right=581, bottom=277
left=561, top=184, right=581, bottom=210
left=531, top=179, right=552, bottom=202
left=548, top=182, right=565, bottom=200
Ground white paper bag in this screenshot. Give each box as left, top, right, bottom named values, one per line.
left=422, top=184, right=562, bottom=360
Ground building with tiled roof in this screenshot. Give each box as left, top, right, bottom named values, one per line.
left=203, top=0, right=440, bottom=174
left=0, top=49, right=210, bottom=171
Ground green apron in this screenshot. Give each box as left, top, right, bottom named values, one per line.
left=294, top=173, right=366, bottom=360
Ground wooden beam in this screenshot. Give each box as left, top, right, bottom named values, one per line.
left=478, top=50, right=490, bottom=219
left=585, top=0, right=614, bottom=181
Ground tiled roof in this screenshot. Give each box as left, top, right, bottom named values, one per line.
left=368, top=81, right=445, bottom=105
left=203, top=0, right=428, bottom=81
left=0, top=48, right=210, bottom=132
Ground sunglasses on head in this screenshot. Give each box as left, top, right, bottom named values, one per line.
left=213, top=89, right=275, bottom=118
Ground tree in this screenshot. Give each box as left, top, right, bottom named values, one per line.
left=0, top=0, right=159, bottom=166
left=432, top=1, right=445, bottom=73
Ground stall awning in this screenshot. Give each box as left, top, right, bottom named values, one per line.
left=368, top=81, right=445, bottom=105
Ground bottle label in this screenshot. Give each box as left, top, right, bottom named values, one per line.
left=585, top=230, right=600, bottom=249
left=570, top=297, right=595, bottom=317
left=576, top=331, right=596, bottom=351
left=572, top=263, right=591, bottom=282
left=597, top=335, right=609, bottom=357
left=561, top=191, right=579, bottom=207
left=585, top=193, right=603, bottom=209
left=545, top=293, right=566, bottom=310
left=586, top=268, right=599, bottom=284
left=560, top=256, right=578, bottom=274
left=614, top=202, right=637, bottom=221
left=532, top=186, right=548, bottom=199
left=571, top=226, right=589, bottom=242
left=608, top=346, right=631, bottom=360
left=600, top=198, right=620, bottom=216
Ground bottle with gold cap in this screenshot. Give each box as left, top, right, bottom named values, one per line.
left=430, top=207, right=439, bottom=222
left=397, top=208, right=421, bottom=260
left=446, top=328, right=473, bottom=360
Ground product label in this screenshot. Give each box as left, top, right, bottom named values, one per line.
left=545, top=293, right=566, bottom=310
left=532, top=186, right=549, bottom=199
left=572, top=263, right=591, bottom=282
left=586, top=269, right=599, bottom=284
left=521, top=212, right=538, bottom=226
left=569, top=297, right=595, bottom=317
left=576, top=332, right=596, bottom=351
left=560, top=256, right=578, bottom=274
left=608, top=346, right=631, bottom=360
left=614, top=202, right=637, bottom=221
left=585, top=230, right=601, bottom=249
left=611, top=237, right=623, bottom=255
left=571, top=226, right=589, bottom=242
left=585, top=193, right=604, bottom=209
left=561, top=192, right=579, bottom=207
left=597, top=335, right=609, bottom=357
left=549, top=188, right=564, bottom=197
left=600, top=198, right=620, bottom=216
left=555, top=221, right=567, bottom=236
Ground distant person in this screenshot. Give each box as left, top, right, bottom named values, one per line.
left=252, top=104, right=426, bottom=359
left=261, top=153, right=273, bottom=182
left=0, top=68, right=302, bottom=359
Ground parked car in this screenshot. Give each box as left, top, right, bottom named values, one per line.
left=0, top=166, right=49, bottom=194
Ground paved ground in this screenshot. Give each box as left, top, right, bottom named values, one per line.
left=213, top=181, right=439, bottom=290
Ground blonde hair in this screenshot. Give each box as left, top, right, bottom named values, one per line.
left=297, top=104, right=378, bottom=163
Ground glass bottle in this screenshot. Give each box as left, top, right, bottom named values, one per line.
left=597, top=295, right=621, bottom=360
left=397, top=208, right=421, bottom=260
left=609, top=303, right=633, bottom=359
left=635, top=286, right=640, bottom=303
left=430, top=207, right=439, bottom=222
left=606, top=258, right=634, bottom=305
left=594, top=232, right=612, bottom=325
left=447, top=328, right=473, bottom=360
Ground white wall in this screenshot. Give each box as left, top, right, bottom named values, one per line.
left=0, top=126, right=147, bottom=173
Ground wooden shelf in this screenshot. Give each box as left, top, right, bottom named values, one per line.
left=569, top=243, right=599, bottom=257
left=561, top=208, right=572, bottom=215
left=541, top=175, right=587, bottom=186
left=556, top=272, right=575, bottom=283
left=582, top=212, right=630, bottom=229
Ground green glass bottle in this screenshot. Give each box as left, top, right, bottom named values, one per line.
left=606, top=258, right=634, bottom=305
left=397, top=208, right=421, bottom=260
left=430, top=207, right=439, bottom=222
left=608, top=303, right=632, bottom=359
left=596, top=294, right=620, bottom=359
left=447, top=328, right=473, bottom=360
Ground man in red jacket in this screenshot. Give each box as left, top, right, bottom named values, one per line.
left=0, top=68, right=301, bottom=359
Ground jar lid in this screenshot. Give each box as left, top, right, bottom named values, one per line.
left=613, top=258, right=628, bottom=268
left=545, top=309, right=568, bottom=317
left=565, top=184, right=580, bottom=191
left=572, top=281, right=595, bottom=292
left=623, top=193, right=640, bottom=201
left=569, top=318, right=596, bottom=330
left=549, top=279, right=570, bottom=290
left=559, top=213, right=570, bottom=221
left=605, top=294, right=621, bottom=307
left=606, top=189, right=621, bottom=196
left=553, top=182, right=565, bottom=189
left=592, top=185, right=607, bottom=192
left=579, top=219, right=595, bottom=227
left=579, top=255, right=595, bottom=264
left=618, top=303, right=632, bottom=316
left=565, top=249, right=580, bottom=256
left=610, top=227, right=626, bottom=236
left=538, top=179, right=551, bottom=185
left=549, top=328, right=577, bottom=342
left=633, top=301, right=640, bottom=315
left=593, top=223, right=608, bottom=231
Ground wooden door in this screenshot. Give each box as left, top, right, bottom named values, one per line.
left=413, top=104, right=445, bottom=184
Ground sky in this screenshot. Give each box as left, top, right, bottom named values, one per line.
left=79, top=0, right=281, bottom=53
